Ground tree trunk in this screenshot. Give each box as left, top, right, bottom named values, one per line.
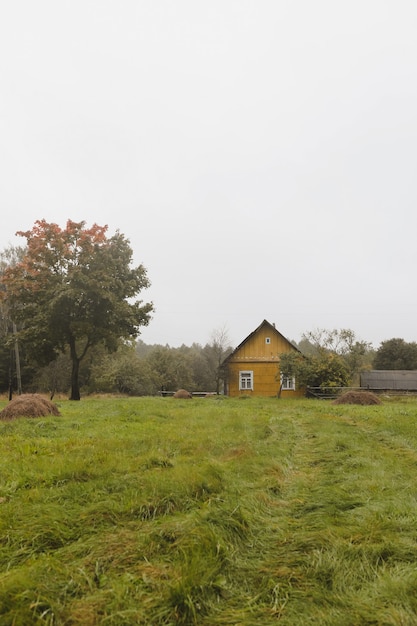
left=69, top=336, right=81, bottom=400
left=70, top=356, right=81, bottom=400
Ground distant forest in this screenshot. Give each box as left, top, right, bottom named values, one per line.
left=3, top=328, right=417, bottom=399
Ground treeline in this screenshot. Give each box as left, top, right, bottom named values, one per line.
left=3, top=328, right=417, bottom=399
left=2, top=322, right=417, bottom=398
left=0, top=337, right=233, bottom=398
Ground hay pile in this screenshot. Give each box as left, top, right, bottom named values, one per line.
left=332, top=391, right=381, bottom=405
left=173, top=389, right=192, bottom=399
left=0, top=394, right=61, bottom=420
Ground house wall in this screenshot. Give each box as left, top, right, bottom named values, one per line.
left=226, top=324, right=304, bottom=397
left=226, top=361, right=303, bottom=397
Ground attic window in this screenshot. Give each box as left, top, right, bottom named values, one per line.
left=265, top=337, right=271, bottom=344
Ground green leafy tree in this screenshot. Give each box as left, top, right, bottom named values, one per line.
left=306, top=353, right=350, bottom=389
left=173, top=345, right=200, bottom=391
left=32, top=353, right=72, bottom=398
left=145, top=346, right=180, bottom=392
left=299, top=328, right=372, bottom=383
left=143, top=345, right=201, bottom=393
left=279, top=349, right=350, bottom=392
left=90, top=343, right=155, bottom=395
left=0, top=220, right=153, bottom=400
left=373, top=338, right=417, bottom=370
left=0, top=245, right=28, bottom=396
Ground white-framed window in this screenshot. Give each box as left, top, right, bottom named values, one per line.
left=239, top=370, right=253, bottom=390
left=265, top=337, right=271, bottom=344
left=280, top=374, right=296, bottom=390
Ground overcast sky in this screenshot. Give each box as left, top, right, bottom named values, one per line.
left=1, top=1, right=416, bottom=349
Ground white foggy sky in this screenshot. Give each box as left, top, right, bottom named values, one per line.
left=1, top=1, right=416, bottom=349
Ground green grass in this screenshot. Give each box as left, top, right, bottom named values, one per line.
left=1, top=395, right=417, bottom=624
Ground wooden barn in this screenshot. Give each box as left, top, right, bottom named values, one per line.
left=360, top=370, right=417, bottom=391
left=223, top=319, right=305, bottom=398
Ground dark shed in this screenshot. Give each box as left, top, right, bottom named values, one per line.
left=360, top=370, right=417, bottom=391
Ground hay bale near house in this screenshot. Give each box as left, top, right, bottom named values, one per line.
left=332, top=391, right=381, bottom=406
left=0, top=394, right=61, bottom=420
left=173, top=389, right=192, bottom=399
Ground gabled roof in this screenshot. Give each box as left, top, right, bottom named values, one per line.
left=223, top=319, right=301, bottom=363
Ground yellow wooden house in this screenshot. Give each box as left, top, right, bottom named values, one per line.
left=223, top=319, right=305, bottom=398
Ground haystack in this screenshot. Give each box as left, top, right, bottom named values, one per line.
left=332, top=391, right=381, bottom=405
left=173, top=389, right=192, bottom=399
left=0, top=394, right=61, bottom=420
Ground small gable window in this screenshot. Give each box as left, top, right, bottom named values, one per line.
left=239, top=371, right=253, bottom=390
left=281, top=374, right=295, bottom=391
left=265, top=337, right=271, bottom=344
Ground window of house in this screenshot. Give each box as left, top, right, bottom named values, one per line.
left=280, top=374, right=295, bottom=390
left=239, top=370, right=253, bottom=390
left=265, top=337, right=271, bottom=344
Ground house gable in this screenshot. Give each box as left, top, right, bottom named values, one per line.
left=226, top=319, right=299, bottom=364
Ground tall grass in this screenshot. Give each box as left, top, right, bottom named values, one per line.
left=1, top=395, right=417, bottom=624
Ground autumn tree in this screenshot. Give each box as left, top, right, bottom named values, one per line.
left=0, top=220, right=153, bottom=400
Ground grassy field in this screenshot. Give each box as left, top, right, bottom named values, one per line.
left=1, top=395, right=417, bottom=625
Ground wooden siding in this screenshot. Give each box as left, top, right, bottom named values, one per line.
left=229, top=325, right=295, bottom=362
left=225, top=320, right=305, bottom=398
left=226, top=361, right=304, bottom=398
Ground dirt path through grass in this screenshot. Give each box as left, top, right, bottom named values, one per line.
left=253, top=404, right=417, bottom=625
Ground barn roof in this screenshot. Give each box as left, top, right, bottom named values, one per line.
left=360, top=370, right=417, bottom=390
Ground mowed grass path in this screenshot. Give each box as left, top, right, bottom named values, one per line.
left=1, top=396, right=417, bottom=625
